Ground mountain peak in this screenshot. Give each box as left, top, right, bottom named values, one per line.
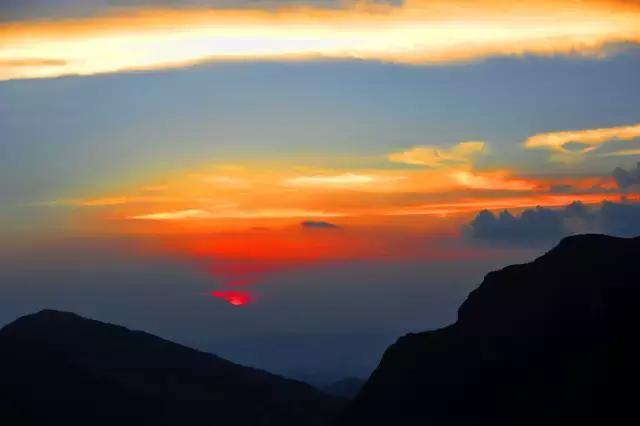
left=21, top=308, right=83, bottom=322
left=34, top=308, right=78, bottom=316
left=3, top=309, right=89, bottom=330
left=545, top=233, right=638, bottom=258
left=456, top=233, right=640, bottom=330
left=0, top=310, right=343, bottom=426
left=341, top=233, right=640, bottom=426
left=0, top=308, right=130, bottom=343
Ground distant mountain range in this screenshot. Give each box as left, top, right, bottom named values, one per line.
left=0, top=310, right=343, bottom=426
left=2, top=234, right=639, bottom=426
left=339, top=234, right=640, bottom=426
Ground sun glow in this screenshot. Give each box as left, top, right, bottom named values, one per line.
left=43, top=132, right=633, bottom=310
left=211, top=291, right=253, bottom=306
left=57, top=151, right=629, bottom=308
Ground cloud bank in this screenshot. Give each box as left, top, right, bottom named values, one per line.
left=466, top=200, right=640, bottom=244
left=2, top=0, right=640, bottom=80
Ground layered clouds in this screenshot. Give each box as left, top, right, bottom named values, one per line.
left=2, top=0, right=640, bottom=80
left=42, top=121, right=639, bottom=232
left=466, top=163, right=640, bottom=244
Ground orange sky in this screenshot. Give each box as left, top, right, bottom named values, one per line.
left=52, top=133, right=625, bottom=236
left=3, top=3, right=639, bottom=307
left=2, top=0, right=640, bottom=80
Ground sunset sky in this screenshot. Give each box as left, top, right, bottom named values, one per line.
left=1, top=0, right=640, bottom=381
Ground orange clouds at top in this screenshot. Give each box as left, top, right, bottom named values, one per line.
left=2, top=0, right=640, bottom=80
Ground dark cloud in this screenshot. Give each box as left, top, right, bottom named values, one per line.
left=465, top=200, right=640, bottom=244
left=466, top=206, right=568, bottom=243
left=613, top=162, right=640, bottom=190
left=600, top=200, right=640, bottom=236
left=301, top=220, right=339, bottom=229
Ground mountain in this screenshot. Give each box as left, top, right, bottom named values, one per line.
left=0, top=310, right=342, bottom=426
left=323, top=378, right=366, bottom=399
left=339, top=234, right=640, bottom=426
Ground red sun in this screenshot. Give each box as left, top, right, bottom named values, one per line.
left=211, top=291, right=253, bottom=306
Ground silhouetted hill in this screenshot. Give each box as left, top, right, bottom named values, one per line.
left=339, top=234, right=640, bottom=426
left=0, top=310, right=342, bottom=426
left=323, top=377, right=365, bottom=399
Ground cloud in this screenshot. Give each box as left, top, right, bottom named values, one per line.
left=524, top=123, right=640, bottom=162
left=466, top=205, right=569, bottom=243
left=285, top=173, right=404, bottom=188
left=199, top=175, right=252, bottom=189
left=601, top=149, right=640, bottom=158
left=613, top=162, right=640, bottom=190
left=3, top=0, right=640, bottom=80
left=0, top=58, right=67, bottom=67
left=301, top=220, right=339, bottom=229
left=451, top=170, right=539, bottom=191
left=466, top=200, right=640, bottom=243
left=389, top=141, right=485, bottom=168
left=52, top=156, right=623, bottom=231
left=130, top=209, right=210, bottom=220
left=130, top=208, right=346, bottom=220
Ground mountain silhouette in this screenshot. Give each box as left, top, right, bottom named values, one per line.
left=323, top=377, right=366, bottom=399
left=0, top=310, right=342, bottom=426
left=339, top=234, right=640, bottom=426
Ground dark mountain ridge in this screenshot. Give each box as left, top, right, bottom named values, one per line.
left=0, top=309, right=342, bottom=426
left=323, top=377, right=366, bottom=399
left=340, top=234, right=640, bottom=426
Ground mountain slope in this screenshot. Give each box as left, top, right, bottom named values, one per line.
left=0, top=310, right=342, bottom=426
left=323, top=377, right=365, bottom=399
left=340, top=234, right=640, bottom=426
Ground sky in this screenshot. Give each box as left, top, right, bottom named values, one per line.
left=1, top=0, right=640, bottom=383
